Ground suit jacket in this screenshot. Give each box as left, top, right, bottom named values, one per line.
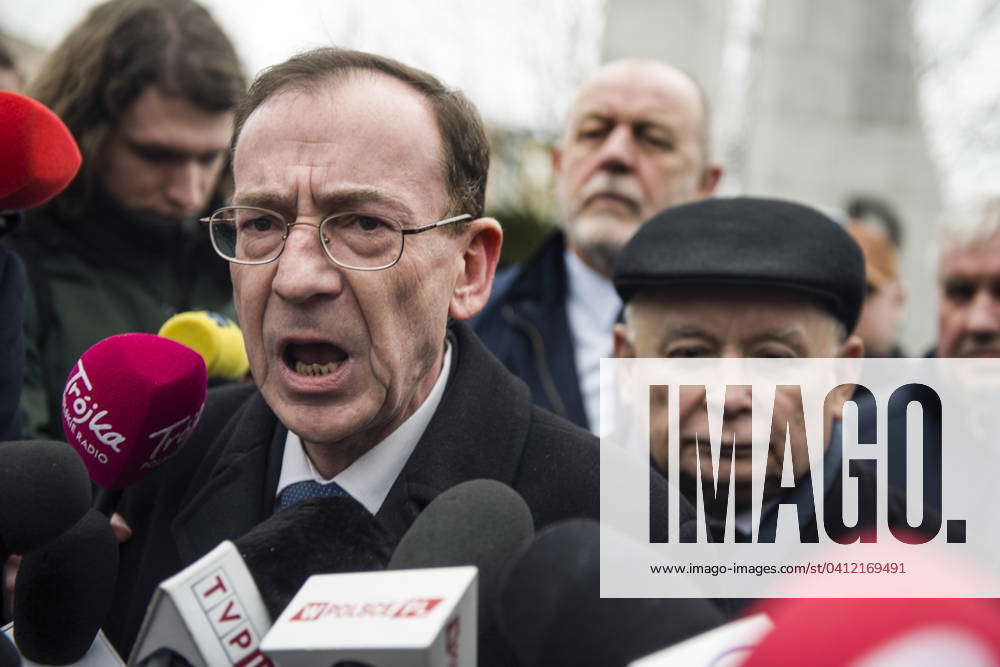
left=472, top=231, right=590, bottom=429
left=105, top=322, right=696, bottom=655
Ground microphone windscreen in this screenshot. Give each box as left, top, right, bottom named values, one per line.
left=0, top=439, right=91, bottom=558
left=388, top=479, right=535, bottom=667
left=0, top=632, right=19, bottom=667
left=744, top=597, right=1000, bottom=666
left=0, top=91, right=81, bottom=211
left=61, top=333, right=207, bottom=490
left=235, top=495, right=393, bottom=619
left=496, top=519, right=724, bottom=667
left=158, top=311, right=250, bottom=381
left=13, top=508, right=118, bottom=665
left=388, top=478, right=534, bottom=583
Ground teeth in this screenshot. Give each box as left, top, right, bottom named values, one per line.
left=294, top=360, right=343, bottom=377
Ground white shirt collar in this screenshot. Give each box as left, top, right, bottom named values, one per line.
left=564, top=248, right=622, bottom=328
left=277, top=341, right=452, bottom=515
left=564, top=248, right=622, bottom=432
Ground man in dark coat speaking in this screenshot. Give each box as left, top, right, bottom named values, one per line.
left=104, top=48, right=697, bottom=655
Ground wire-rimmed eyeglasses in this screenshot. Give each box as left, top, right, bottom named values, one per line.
left=199, top=206, right=473, bottom=271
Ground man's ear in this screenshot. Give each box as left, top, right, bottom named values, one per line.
left=826, top=333, right=865, bottom=419
left=551, top=143, right=563, bottom=176
left=697, top=162, right=724, bottom=198
left=613, top=322, right=636, bottom=358
left=838, top=333, right=865, bottom=360
left=449, top=217, right=503, bottom=321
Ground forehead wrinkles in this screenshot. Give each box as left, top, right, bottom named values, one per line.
left=568, top=68, right=703, bottom=132
left=233, top=79, right=445, bottom=215
left=941, top=241, right=1000, bottom=277
left=577, top=83, right=688, bottom=120
left=234, top=135, right=344, bottom=195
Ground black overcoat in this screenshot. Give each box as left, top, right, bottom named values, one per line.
left=104, top=322, right=697, bottom=655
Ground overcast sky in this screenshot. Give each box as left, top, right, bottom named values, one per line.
left=2, top=0, right=997, bottom=203
left=0, top=0, right=604, bottom=136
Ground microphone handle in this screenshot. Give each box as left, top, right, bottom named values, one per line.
left=93, top=487, right=123, bottom=517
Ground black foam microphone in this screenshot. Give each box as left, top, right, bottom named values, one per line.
left=236, top=495, right=394, bottom=619
left=130, top=495, right=393, bottom=666
left=13, top=509, right=119, bottom=665
left=0, top=439, right=92, bottom=563
left=388, top=479, right=535, bottom=667
left=261, top=481, right=530, bottom=666
left=388, top=478, right=534, bottom=603
left=496, top=519, right=725, bottom=667
left=389, top=479, right=534, bottom=572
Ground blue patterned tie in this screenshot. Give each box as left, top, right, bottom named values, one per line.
left=275, top=479, right=350, bottom=511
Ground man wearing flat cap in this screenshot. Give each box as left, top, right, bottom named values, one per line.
left=612, top=197, right=916, bottom=542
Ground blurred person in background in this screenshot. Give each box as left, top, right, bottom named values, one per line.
left=886, top=196, right=1000, bottom=511
left=3, top=0, right=246, bottom=438
left=935, top=196, right=1000, bottom=359
left=0, top=38, right=22, bottom=92
left=847, top=195, right=904, bottom=250
left=846, top=220, right=906, bottom=357
left=474, top=59, right=722, bottom=432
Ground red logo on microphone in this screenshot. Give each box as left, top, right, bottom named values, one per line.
left=289, top=598, right=444, bottom=622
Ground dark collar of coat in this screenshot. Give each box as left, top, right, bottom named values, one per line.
left=171, top=321, right=534, bottom=561
left=497, top=230, right=569, bottom=306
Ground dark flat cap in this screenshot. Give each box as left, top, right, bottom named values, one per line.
left=612, top=197, right=865, bottom=332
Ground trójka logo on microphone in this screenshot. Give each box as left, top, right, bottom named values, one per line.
left=63, top=360, right=125, bottom=456
left=62, top=358, right=204, bottom=471
left=141, top=406, right=204, bottom=471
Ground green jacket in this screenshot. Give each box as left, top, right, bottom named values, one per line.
left=6, top=191, right=234, bottom=439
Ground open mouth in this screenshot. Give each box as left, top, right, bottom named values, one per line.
left=283, top=342, right=348, bottom=377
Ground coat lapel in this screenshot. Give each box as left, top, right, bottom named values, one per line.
left=172, top=391, right=284, bottom=563
left=376, top=323, right=534, bottom=540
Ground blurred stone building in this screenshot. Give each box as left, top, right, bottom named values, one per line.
left=488, top=0, right=941, bottom=352
left=601, top=0, right=942, bottom=352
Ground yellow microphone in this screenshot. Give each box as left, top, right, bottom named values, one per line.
left=158, top=311, right=250, bottom=381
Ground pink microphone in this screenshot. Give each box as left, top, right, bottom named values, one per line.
left=61, top=333, right=208, bottom=512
